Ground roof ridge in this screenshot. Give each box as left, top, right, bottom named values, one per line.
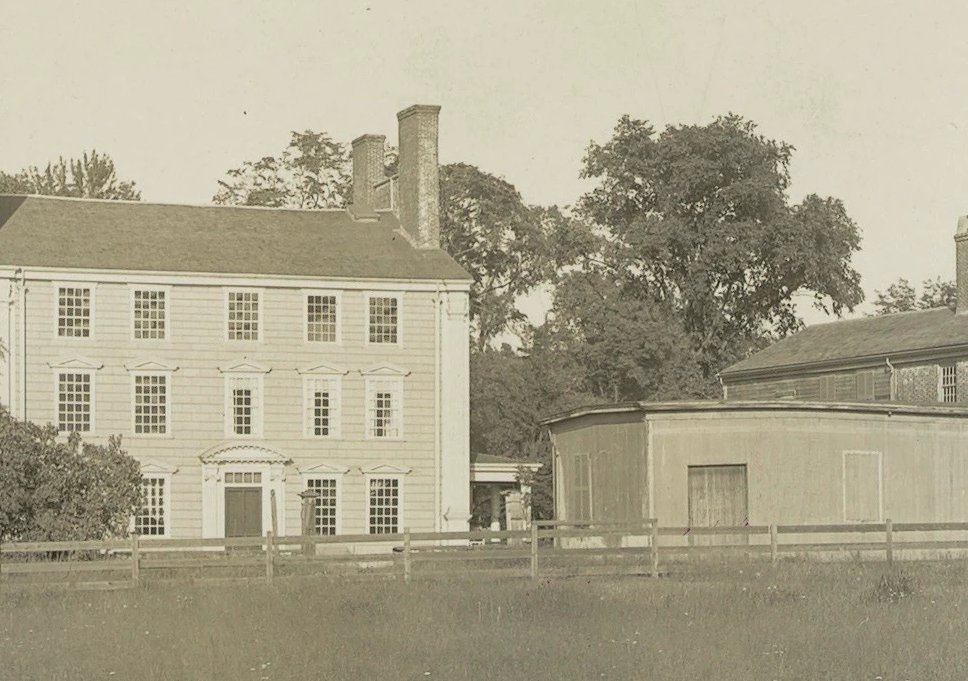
left=0, top=194, right=368, bottom=215
left=801, top=306, right=952, bottom=330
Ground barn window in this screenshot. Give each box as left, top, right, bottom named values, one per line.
left=571, top=453, right=592, bottom=522
left=818, top=375, right=836, bottom=400
left=941, top=365, right=957, bottom=403
left=843, top=451, right=882, bottom=522
left=854, top=371, right=875, bottom=401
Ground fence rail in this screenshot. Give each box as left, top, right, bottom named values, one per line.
left=4, top=519, right=968, bottom=591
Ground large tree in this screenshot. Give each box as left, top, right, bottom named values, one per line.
left=0, top=151, right=141, bottom=200
left=0, top=410, right=142, bottom=542
left=575, top=114, right=864, bottom=380
left=871, top=277, right=955, bottom=315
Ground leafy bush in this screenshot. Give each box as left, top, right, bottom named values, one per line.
left=0, top=408, right=141, bottom=542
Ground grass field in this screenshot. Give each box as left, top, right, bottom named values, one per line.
left=3, top=560, right=968, bottom=680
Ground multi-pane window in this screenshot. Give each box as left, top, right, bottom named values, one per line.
left=227, top=376, right=261, bottom=436
left=367, top=295, right=399, bottom=344
left=134, top=374, right=168, bottom=435
left=225, top=471, right=262, bottom=484
left=58, top=372, right=92, bottom=432
left=307, top=294, right=338, bottom=343
left=134, top=477, right=167, bottom=536
left=133, top=289, right=167, bottom=340
left=57, top=286, right=91, bottom=338
left=307, top=478, right=339, bottom=535
left=227, top=291, right=260, bottom=341
left=368, top=477, right=400, bottom=534
left=366, top=378, right=402, bottom=439
left=942, top=365, right=957, bottom=403
left=304, top=377, right=339, bottom=438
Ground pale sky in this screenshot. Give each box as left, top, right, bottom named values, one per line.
left=3, top=1, right=967, bottom=325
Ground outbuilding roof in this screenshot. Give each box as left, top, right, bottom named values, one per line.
left=540, top=399, right=968, bottom=427
left=0, top=195, right=472, bottom=281
left=719, top=307, right=968, bottom=380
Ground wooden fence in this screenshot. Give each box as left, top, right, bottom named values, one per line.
left=4, top=519, right=968, bottom=591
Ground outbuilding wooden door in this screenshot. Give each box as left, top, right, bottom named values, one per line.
left=687, top=465, right=748, bottom=546
left=225, top=487, right=263, bottom=538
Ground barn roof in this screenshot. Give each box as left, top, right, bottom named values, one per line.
left=719, top=307, right=968, bottom=380
left=0, top=195, right=472, bottom=282
left=540, top=399, right=968, bottom=427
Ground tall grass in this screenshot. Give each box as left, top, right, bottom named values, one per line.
left=3, top=560, right=967, bottom=680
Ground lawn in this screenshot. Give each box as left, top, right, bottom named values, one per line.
left=2, top=560, right=967, bottom=680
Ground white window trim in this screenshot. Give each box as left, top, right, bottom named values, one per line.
left=49, top=359, right=102, bottom=435
left=134, top=461, right=177, bottom=538
left=53, top=282, right=96, bottom=342
left=223, top=373, right=266, bottom=438
left=302, top=375, right=342, bottom=439
left=362, top=464, right=411, bottom=535
left=129, top=285, right=172, bottom=343
left=129, top=370, right=174, bottom=438
left=303, top=289, right=342, bottom=345
left=842, top=450, right=883, bottom=523
left=939, top=364, right=957, bottom=403
left=364, top=375, right=405, bottom=440
left=364, top=291, right=403, bottom=347
left=224, top=288, right=264, bottom=343
left=301, top=463, right=349, bottom=536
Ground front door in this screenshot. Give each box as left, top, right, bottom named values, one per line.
left=688, top=465, right=748, bottom=546
left=225, top=487, right=263, bottom=538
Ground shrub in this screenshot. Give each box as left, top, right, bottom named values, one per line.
left=0, top=408, right=141, bottom=542
left=871, top=570, right=916, bottom=604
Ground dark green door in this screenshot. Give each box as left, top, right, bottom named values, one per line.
left=225, top=487, right=262, bottom=538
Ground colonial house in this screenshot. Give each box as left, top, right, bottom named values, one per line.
left=0, top=104, right=475, bottom=541
left=718, top=217, right=968, bottom=404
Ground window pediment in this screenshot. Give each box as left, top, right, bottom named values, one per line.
left=140, top=460, right=179, bottom=475
left=361, top=463, right=411, bottom=475
left=297, top=362, right=349, bottom=376
left=124, top=359, right=179, bottom=372
left=360, top=363, right=411, bottom=377
left=47, top=356, right=103, bottom=370
left=300, top=461, right=351, bottom=475
left=218, top=359, right=271, bottom=374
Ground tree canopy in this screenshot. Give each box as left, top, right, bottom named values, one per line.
left=570, top=114, right=864, bottom=385
left=0, top=151, right=141, bottom=200
left=0, top=410, right=142, bottom=542
left=871, top=277, right=956, bottom=315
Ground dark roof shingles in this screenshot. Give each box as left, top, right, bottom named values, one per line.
left=722, top=307, right=968, bottom=376
left=0, top=196, right=471, bottom=281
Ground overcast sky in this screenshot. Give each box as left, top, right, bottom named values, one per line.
left=3, top=1, right=967, bottom=324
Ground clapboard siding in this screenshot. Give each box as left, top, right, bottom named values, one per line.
left=19, top=277, right=456, bottom=538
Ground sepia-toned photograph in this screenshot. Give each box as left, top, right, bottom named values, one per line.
left=2, top=2, right=967, bottom=679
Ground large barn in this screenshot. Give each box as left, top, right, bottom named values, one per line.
left=543, top=401, right=968, bottom=532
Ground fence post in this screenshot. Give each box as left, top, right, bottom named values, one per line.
left=770, top=524, right=778, bottom=565
left=265, top=531, right=274, bottom=585
left=886, top=518, right=893, bottom=565
left=130, top=533, right=140, bottom=588
left=650, top=520, right=660, bottom=578
left=530, top=522, right=539, bottom=581
left=403, top=528, right=412, bottom=583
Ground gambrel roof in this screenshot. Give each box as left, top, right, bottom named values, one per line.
left=720, top=307, right=968, bottom=380
left=0, top=195, right=471, bottom=281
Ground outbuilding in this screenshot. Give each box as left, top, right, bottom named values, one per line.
left=543, top=401, right=968, bottom=533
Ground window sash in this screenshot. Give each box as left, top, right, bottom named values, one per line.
left=57, top=286, right=91, bottom=338
left=304, top=377, right=339, bottom=438
left=134, top=476, right=168, bottom=536
left=307, top=478, right=339, bottom=535
left=942, top=365, right=957, bottom=403
left=368, top=477, right=400, bottom=534
left=134, top=374, right=168, bottom=435
left=306, top=294, right=338, bottom=343
left=58, top=372, right=92, bottom=432
left=227, top=291, right=260, bottom=341
left=366, top=379, right=402, bottom=439
left=367, top=296, right=399, bottom=344
left=133, top=289, right=167, bottom=340
left=226, top=376, right=261, bottom=436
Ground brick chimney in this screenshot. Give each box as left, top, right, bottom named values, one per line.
left=957, top=216, right=968, bottom=314
left=396, top=105, right=441, bottom=250
left=349, top=134, right=386, bottom=218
